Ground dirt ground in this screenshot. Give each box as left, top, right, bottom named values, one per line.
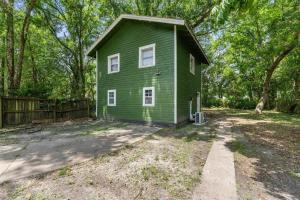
left=0, top=121, right=216, bottom=200
left=0, top=119, right=160, bottom=184
left=206, top=109, right=300, bottom=200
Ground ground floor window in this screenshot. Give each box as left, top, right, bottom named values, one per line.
left=107, top=89, right=116, bottom=106
left=143, top=87, right=155, bottom=106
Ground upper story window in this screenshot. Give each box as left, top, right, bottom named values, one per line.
left=190, top=54, right=195, bottom=75
left=139, top=44, right=155, bottom=68
left=107, top=89, right=116, bottom=106
left=143, top=87, right=155, bottom=106
left=108, top=53, right=120, bottom=74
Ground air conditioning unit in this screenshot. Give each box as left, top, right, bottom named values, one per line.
left=194, top=112, right=204, bottom=125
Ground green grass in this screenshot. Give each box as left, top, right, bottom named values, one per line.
left=79, top=122, right=129, bottom=136
left=58, top=166, right=72, bottom=177
left=288, top=170, right=300, bottom=179
left=226, top=139, right=256, bottom=156
left=141, top=165, right=170, bottom=182
left=183, top=132, right=216, bottom=142
left=9, top=186, right=26, bottom=199
left=205, top=108, right=300, bottom=125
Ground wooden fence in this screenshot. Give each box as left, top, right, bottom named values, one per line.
left=0, top=97, right=90, bottom=128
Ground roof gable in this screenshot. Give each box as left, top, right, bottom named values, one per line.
left=86, top=14, right=209, bottom=65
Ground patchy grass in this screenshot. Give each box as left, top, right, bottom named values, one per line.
left=289, top=170, right=300, bottom=179
left=206, top=108, right=300, bottom=199
left=57, top=166, right=72, bottom=177
left=205, top=108, right=300, bottom=125
left=0, top=123, right=216, bottom=200
left=183, top=131, right=216, bottom=142
left=141, top=165, right=170, bottom=182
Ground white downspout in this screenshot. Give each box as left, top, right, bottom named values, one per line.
left=189, top=100, right=194, bottom=121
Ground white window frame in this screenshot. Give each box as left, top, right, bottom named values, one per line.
left=107, top=53, right=120, bottom=74
left=190, top=54, right=195, bottom=75
left=107, top=89, right=116, bottom=106
left=139, top=43, right=156, bottom=68
left=143, top=87, right=155, bottom=107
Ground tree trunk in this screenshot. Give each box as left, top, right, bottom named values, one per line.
left=3, top=0, right=36, bottom=95
left=5, top=0, right=15, bottom=95
left=70, top=66, right=85, bottom=99
left=0, top=57, right=4, bottom=96
left=255, top=29, right=300, bottom=114
left=255, top=69, right=272, bottom=113
left=248, top=85, right=254, bottom=101
left=14, top=0, right=37, bottom=89
left=28, top=37, right=38, bottom=85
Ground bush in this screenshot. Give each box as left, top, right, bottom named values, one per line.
left=227, top=96, right=257, bottom=110
left=204, top=96, right=257, bottom=110
left=276, top=96, right=300, bottom=113
left=204, top=97, right=223, bottom=107
left=16, top=82, right=52, bottom=99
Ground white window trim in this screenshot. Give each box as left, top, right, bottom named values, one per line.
left=107, top=53, right=120, bottom=74
left=107, top=89, right=116, bottom=106
left=190, top=54, right=195, bottom=75
left=139, top=43, right=156, bottom=68
left=143, top=87, right=155, bottom=107
left=174, top=25, right=177, bottom=124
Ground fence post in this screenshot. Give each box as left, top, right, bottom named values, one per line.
left=53, top=99, right=57, bottom=122
left=0, top=96, right=2, bottom=128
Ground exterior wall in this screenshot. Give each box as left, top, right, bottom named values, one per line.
left=176, top=35, right=202, bottom=123
left=96, top=20, right=174, bottom=124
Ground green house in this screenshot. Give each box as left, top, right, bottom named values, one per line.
left=87, top=15, right=209, bottom=126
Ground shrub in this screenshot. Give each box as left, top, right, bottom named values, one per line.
left=227, top=96, right=256, bottom=109
left=276, top=96, right=300, bottom=113
left=204, top=97, right=223, bottom=107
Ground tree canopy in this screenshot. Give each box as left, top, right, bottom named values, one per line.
left=0, top=0, right=299, bottom=113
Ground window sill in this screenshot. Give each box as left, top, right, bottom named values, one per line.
left=143, top=105, right=155, bottom=107
left=108, top=71, right=120, bottom=74
left=139, top=65, right=155, bottom=68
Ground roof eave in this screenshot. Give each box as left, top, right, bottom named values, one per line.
left=184, top=23, right=210, bottom=65
left=86, top=15, right=210, bottom=65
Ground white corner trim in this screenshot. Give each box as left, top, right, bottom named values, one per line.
left=174, top=25, right=177, bottom=124
left=96, top=51, right=98, bottom=118
left=139, top=43, right=156, bottom=68
left=107, top=53, right=120, bottom=74
left=143, top=87, right=155, bottom=107
left=107, top=89, right=116, bottom=106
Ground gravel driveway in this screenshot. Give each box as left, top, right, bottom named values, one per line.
left=0, top=120, right=160, bottom=183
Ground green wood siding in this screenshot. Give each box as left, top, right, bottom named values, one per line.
left=176, top=35, right=202, bottom=123
left=96, top=21, right=174, bottom=124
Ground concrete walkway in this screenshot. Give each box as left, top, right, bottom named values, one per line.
left=193, top=120, right=237, bottom=200
left=0, top=123, right=159, bottom=184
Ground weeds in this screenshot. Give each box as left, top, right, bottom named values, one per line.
left=288, top=170, right=300, bottom=178
left=58, top=166, right=72, bottom=177
left=141, top=165, right=170, bottom=182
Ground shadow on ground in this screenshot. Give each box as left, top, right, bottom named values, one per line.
left=0, top=120, right=159, bottom=184
left=154, top=120, right=219, bottom=143
left=225, top=119, right=300, bottom=199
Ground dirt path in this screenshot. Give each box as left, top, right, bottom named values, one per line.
left=204, top=109, right=300, bottom=199
left=193, top=120, right=237, bottom=200
left=0, top=122, right=160, bottom=184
